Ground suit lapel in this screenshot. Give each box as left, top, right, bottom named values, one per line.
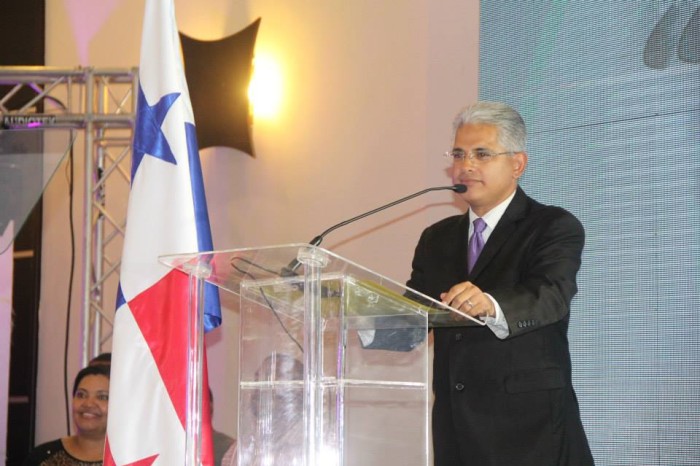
left=469, top=187, right=529, bottom=279
left=454, top=213, right=472, bottom=282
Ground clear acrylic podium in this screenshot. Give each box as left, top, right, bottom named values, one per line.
left=161, top=244, right=481, bottom=466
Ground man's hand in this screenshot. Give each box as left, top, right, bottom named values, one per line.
left=440, top=281, right=495, bottom=319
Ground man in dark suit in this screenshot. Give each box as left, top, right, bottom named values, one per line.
left=408, top=101, right=594, bottom=465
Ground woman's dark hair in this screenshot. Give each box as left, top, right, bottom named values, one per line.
left=72, top=365, right=111, bottom=396
left=88, top=352, right=112, bottom=366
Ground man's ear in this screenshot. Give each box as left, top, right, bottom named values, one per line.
left=513, top=152, right=528, bottom=179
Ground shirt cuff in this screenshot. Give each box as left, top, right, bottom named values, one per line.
left=483, top=293, right=509, bottom=339
left=357, top=329, right=376, bottom=346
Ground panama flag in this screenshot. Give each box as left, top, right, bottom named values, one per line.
left=104, top=0, right=221, bottom=464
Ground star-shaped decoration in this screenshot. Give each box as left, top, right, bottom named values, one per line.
left=131, top=85, right=180, bottom=180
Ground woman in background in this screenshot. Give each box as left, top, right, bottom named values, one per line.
left=23, top=364, right=110, bottom=465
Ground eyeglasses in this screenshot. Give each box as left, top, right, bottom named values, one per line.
left=443, top=148, right=513, bottom=163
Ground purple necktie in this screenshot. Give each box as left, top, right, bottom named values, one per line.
left=467, top=218, right=487, bottom=273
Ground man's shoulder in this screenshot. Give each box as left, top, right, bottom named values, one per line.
left=520, top=190, right=580, bottom=220
left=424, top=213, right=466, bottom=233
left=531, top=199, right=580, bottom=222
left=416, top=214, right=468, bottom=245
left=518, top=194, right=584, bottom=237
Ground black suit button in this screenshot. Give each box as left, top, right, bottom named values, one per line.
left=455, top=333, right=462, bottom=341
left=455, top=383, right=465, bottom=391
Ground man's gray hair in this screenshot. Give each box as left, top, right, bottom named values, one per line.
left=453, top=101, right=527, bottom=152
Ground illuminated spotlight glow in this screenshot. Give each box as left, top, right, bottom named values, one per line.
left=248, top=55, right=282, bottom=119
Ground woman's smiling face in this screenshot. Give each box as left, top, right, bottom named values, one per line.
left=72, top=374, right=110, bottom=437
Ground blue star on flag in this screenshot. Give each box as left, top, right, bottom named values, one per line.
left=131, top=85, right=181, bottom=180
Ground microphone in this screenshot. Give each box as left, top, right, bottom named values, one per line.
left=283, top=184, right=467, bottom=275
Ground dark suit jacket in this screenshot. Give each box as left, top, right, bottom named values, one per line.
left=407, top=187, right=594, bottom=466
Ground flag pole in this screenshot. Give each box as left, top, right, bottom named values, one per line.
left=185, top=262, right=211, bottom=465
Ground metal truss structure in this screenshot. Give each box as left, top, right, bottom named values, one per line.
left=0, top=66, right=137, bottom=366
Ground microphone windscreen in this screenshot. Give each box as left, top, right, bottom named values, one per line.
left=453, top=184, right=467, bottom=193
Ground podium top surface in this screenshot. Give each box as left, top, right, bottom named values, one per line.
left=160, top=244, right=483, bottom=327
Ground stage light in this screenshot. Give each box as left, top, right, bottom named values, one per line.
left=180, top=18, right=260, bottom=154
left=248, top=55, right=282, bottom=119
